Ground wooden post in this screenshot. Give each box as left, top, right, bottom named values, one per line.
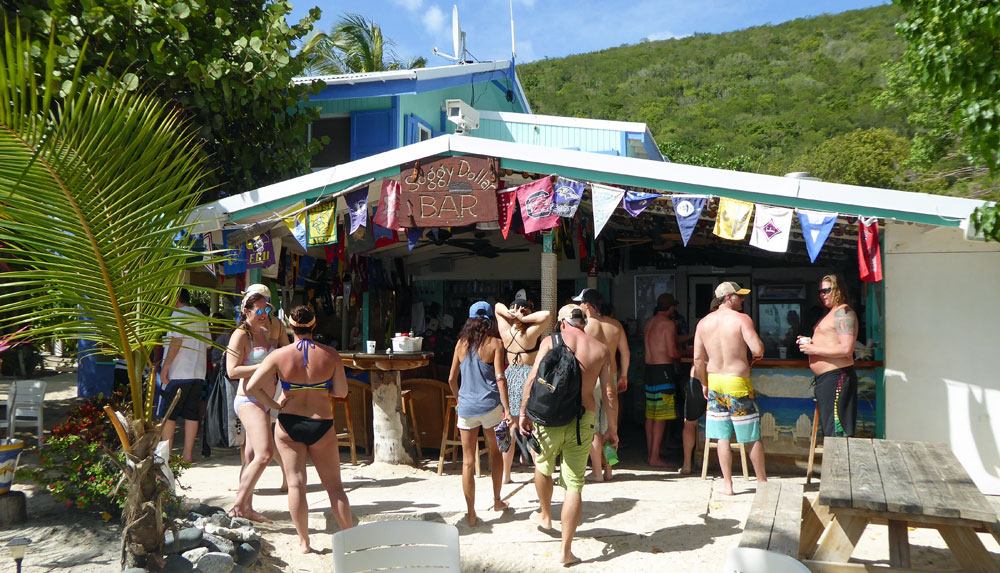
left=541, top=233, right=557, bottom=335
left=370, top=370, right=416, bottom=465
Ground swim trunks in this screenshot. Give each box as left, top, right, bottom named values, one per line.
left=706, top=374, right=760, bottom=443
left=534, top=411, right=596, bottom=494
left=814, top=365, right=858, bottom=437
left=645, top=364, right=678, bottom=421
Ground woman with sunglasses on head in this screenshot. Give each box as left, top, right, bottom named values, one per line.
left=246, top=306, right=353, bottom=553
left=226, top=284, right=289, bottom=521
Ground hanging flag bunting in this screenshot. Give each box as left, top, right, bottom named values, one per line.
left=749, top=205, right=793, bottom=253
left=221, top=229, right=247, bottom=275
left=671, top=195, right=707, bottom=246
left=281, top=201, right=309, bottom=251
left=262, top=237, right=281, bottom=278
left=858, top=217, right=883, bottom=282
left=591, top=183, right=625, bottom=237
left=622, top=190, right=660, bottom=217
left=797, top=209, right=838, bottom=263
left=246, top=231, right=275, bottom=269
left=497, top=189, right=518, bottom=239
left=348, top=210, right=376, bottom=254
left=307, top=202, right=337, bottom=246
left=406, top=227, right=424, bottom=251
left=372, top=178, right=404, bottom=231
left=202, top=232, right=216, bottom=277
left=372, top=206, right=395, bottom=242
left=345, top=187, right=368, bottom=234
left=552, top=177, right=585, bottom=217
left=713, top=197, right=754, bottom=240
left=516, top=177, right=561, bottom=234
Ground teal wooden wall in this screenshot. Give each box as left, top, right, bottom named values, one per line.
left=470, top=119, right=624, bottom=155
left=307, top=96, right=393, bottom=116
left=399, top=81, right=525, bottom=142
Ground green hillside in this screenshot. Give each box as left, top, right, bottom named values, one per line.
left=518, top=5, right=916, bottom=179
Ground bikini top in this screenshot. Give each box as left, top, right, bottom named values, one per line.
left=504, top=332, right=541, bottom=366
left=279, top=339, right=332, bottom=391
left=243, top=345, right=273, bottom=366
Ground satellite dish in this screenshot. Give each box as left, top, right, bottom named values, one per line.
left=452, top=5, right=461, bottom=61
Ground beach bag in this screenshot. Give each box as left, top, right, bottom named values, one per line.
left=525, top=333, right=584, bottom=443
left=205, top=363, right=245, bottom=448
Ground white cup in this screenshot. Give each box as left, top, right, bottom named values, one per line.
left=366, top=340, right=376, bottom=354
left=778, top=347, right=788, bottom=359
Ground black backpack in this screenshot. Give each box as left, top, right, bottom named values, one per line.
left=526, top=333, right=585, bottom=443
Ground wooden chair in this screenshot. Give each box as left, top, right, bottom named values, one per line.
left=702, top=432, right=750, bottom=481
left=331, top=379, right=372, bottom=460
left=400, top=378, right=451, bottom=459
left=805, top=401, right=823, bottom=484
left=400, top=390, right=421, bottom=458
left=330, top=395, right=357, bottom=465
left=438, top=396, right=487, bottom=477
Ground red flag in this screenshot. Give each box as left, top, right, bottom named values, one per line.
left=373, top=179, right=404, bottom=231
left=497, top=189, right=518, bottom=239
left=858, top=218, right=882, bottom=282
left=516, top=177, right=560, bottom=234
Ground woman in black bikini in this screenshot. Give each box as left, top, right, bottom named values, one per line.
left=246, top=306, right=353, bottom=553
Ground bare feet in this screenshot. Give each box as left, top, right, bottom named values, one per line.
left=502, top=476, right=512, bottom=485
left=679, top=466, right=693, bottom=475
left=529, top=510, right=553, bottom=531
left=561, top=552, right=581, bottom=566
left=585, top=471, right=604, bottom=483
left=648, top=457, right=671, bottom=468
left=464, top=511, right=479, bottom=527
left=296, top=539, right=310, bottom=554
left=715, top=482, right=735, bottom=496
left=492, top=499, right=509, bottom=512
left=229, top=507, right=272, bottom=522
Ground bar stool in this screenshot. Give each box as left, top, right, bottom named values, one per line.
left=330, top=396, right=357, bottom=465
left=437, top=396, right=487, bottom=477
left=401, top=389, right=422, bottom=458
left=701, top=432, right=750, bottom=480
left=806, top=401, right=823, bottom=484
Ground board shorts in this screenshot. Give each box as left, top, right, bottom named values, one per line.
left=156, top=378, right=202, bottom=422
left=814, top=365, right=858, bottom=438
left=457, top=403, right=503, bottom=430
left=534, top=411, right=596, bottom=494
left=706, top=374, right=760, bottom=444
left=685, top=373, right=708, bottom=422
left=505, top=364, right=532, bottom=417
left=645, top=364, right=678, bottom=421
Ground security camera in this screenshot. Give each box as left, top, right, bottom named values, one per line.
left=445, top=99, right=479, bottom=133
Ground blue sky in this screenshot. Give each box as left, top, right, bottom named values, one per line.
left=288, top=1, right=890, bottom=64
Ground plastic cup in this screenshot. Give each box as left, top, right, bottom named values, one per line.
left=366, top=340, right=376, bottom=353
left=604, top=443, right=620, bottom=466
left=778, top=347, right=788, bottom=359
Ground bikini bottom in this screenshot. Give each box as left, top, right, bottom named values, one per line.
left=277, top=413, right=333, bottom=446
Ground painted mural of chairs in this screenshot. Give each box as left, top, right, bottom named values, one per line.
left=760, top=412, right=778, bottom=440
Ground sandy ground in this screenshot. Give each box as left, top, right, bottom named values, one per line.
left=3, top=368, right=1000, bottom=572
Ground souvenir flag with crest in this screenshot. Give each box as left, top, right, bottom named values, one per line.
left=221, top=230, right=247, bottom=275
left=552, top=177, right=585, bottom=217
left=749, top=205, right=793, bottom=253
left=497, top=189, right=518, bottom=239
left=713, top=198, right=754, bottom=240
left=245, top=231, right=275, bottom=269
left=406, top=227, right=424, bottom=251
left=858, top=217, right=882, bottom=282
left=591, top=183, right=625, bottom=237
left=622, top=190, right=659, bottom=217
left=282, top=201, right=309, bottom=250
left=671, top=195, right=707, bottom=246
left=372, top=179, right=404, bottom=231
left=797, top=209, right=838, bottom=263
left=307, top=202, right=337, bottom=246
left=516, top=178, right=561, bottom=234
left=345, top=187, right=369, bottom=234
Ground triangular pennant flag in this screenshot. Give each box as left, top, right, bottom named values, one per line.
left=307, top=202, right=337, bottom=246
left=406, top=227, right=424, bottom=251
left=622, top=190, right=660, bottom=217
left=552, top=177, right=585, bottom=217
left=345, top=187, right=368, bottom=234
left=347, top=209, right=376, bottom=254
left=749, top=205, right=793, bottom=253
left=202, top=232, right=216, bottom=277
left=497, top=189, right=518, bottom=239
left=372, top=179, right=404, bottom=231
left=246, top=231, right=275, bottom=269
left=591, top=183, right=625, bottom=237
left=713, top=198, right=754, bottom=240
left=797, top=209, right=838, bottom=263
left=262, top=237, right=281, bottom=278
left=282, top=201, right=309, bottom=250
left=372, top=206, right=395, bottom=241
left=858, top=217, right=882, bottom=282
left=221, top=229, right=247, bottom=275
left=671, top=195, right=707, bottom=246
left=516, top=177, right=561, bottom=233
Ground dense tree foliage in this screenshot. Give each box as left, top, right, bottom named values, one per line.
left=6, top=0, right=326, bottom=199
left=302, top=12, right=427, bottom=75
left=793, top=128, right=910, bottom=188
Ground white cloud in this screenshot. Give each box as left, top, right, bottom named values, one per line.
left=393, top=0, right=423, bottom=11
left=645, top=30, right=692, bottom=42
left=515, top=40, right=535, bottom=62
left=423, top=5, right=447, bottom=35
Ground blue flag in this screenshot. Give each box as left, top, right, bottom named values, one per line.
left=623, top=190, right=660, bottom=217
left=407, top=227, right=424, bottom=251
left=671, top=195, right=707, bottom=246
left=552, top=177, right=585, bottom=217
left=797, top=209, right=838, bottom=263
left=221, top=229, right=247, bottom=275
left=372, top=206, right=395, bottom=241
left=345, top=187, right=368, bottom=234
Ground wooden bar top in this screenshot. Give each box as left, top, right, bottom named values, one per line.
left=340, top=351, right=433, bottom=372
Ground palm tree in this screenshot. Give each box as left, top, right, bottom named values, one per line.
left=0, top=23, right=217, bottom=568
left=301, top=13, right=427, bottom=76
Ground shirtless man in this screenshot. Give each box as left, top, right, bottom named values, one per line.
left=518, top=304, right=617, bottom=566
left=643, top=293, right=681, bottom=468
left=572, top=288, right=629, bottom=482
left=693, top=282, right=766, bottom=495
left=798, top=274, right=859, bottom=437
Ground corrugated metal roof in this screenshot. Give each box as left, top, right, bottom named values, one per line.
left=291, top=61, right=511, bottom=86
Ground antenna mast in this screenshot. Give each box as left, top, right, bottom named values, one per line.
left=510, top=0, right=516, bottom=60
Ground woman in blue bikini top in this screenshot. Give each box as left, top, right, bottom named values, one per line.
left=245, top=305, right=353, bottom=553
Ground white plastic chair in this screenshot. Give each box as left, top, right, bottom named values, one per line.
left=9, top=380, right=46, bottom=446
left=0, top=383, right=12, bottom=436
left=723, top=547, right=810, bottom=572
left=332, top=520, right=460, bottom=572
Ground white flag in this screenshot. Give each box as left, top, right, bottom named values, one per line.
left=591, top=183, right=625, bottom=237
left=749, top=205, right=793, bottom=253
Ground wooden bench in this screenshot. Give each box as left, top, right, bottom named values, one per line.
left=739, top=481, right=805, bottom=559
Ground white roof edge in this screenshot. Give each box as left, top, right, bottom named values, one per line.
left=477, top=110, right=647, bottom=133
left=291, top=60, right=510, bottom=87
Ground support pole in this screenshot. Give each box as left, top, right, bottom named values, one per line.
left=541, top=233, right=557, bottom=335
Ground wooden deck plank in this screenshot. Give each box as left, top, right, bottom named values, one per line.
left=819, top=437, right=852, bottom=509
left=871, top=440, right=921, bottom=515
left=847, top=438, right=887, bottom=512
left=739, top=481, right=779, bottom=550
left=769, top=482, right=804, bottom=558
left=898, top=441, right=962, bottom=519
left=921, top=442, right=999, bottom=523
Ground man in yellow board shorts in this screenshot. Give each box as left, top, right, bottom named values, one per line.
left=518, top=305, right=616, bottom=567
left=693, top=282, right=767, bottom=496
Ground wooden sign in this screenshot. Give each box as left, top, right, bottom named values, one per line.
left=400, top=156, right=499, bottom=193
left=399, top=190, right=498, bottom=228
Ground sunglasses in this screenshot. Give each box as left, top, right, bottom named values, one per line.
left=818, top=288, right=832, bottom=295
left=253, top=305, right=273, bottom=316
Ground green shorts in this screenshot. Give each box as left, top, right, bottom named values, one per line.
left=534, top=411, right=596, bottom=494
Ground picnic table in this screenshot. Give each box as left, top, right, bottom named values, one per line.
left=803, top=437, right=1000, bottom=571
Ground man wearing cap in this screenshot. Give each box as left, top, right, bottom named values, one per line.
left=643, top=292, right=682, bottom=468
left=572, top=288, right=629, bottom=482
left=518, top=304, right=616, bottom=566
left=693, top=282, right=767, bottom=495
left=159, top=288, right=211, bottom=462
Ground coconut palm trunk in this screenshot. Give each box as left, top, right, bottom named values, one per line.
left=0, top=23, right=218, bottom=568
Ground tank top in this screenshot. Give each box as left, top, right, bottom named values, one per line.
left=457, top=344, right=500, bottom=418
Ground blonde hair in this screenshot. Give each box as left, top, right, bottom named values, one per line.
left=821, top=274, right=849, bottom=307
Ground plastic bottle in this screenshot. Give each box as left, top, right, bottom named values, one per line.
left=604, top=443, right=619, bottom=466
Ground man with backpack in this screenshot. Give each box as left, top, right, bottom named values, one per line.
left=517, top=304, right=617, bottom=566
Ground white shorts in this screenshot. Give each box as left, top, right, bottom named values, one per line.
left=457, top=404, right=503, bottom=430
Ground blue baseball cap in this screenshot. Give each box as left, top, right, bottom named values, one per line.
left=469, top=301, right=492, bottom=318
